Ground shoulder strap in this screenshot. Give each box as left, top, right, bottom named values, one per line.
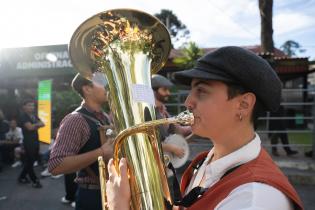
left=175, top=164, right=242, bottom=208
left=76, top=111, right=111, bottom=180
left=77, top=112, right=111, bottom=145
left=181, top=152, right=208, bottom=194
left=77, top=112, right=102, bottom=126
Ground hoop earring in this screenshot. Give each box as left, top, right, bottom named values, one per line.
left=239, top=113, right=243, bottom=121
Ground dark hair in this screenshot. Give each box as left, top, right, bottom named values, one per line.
left=22, top=99, right=35, bottom=106
left=71, top=74, right=93, bottom=98
left=9, top=118, right=17, bottom=122
left=226, top=83, right=265, bottom=124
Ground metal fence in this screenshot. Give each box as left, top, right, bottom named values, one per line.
left=166, top=89, right=315, bottom=159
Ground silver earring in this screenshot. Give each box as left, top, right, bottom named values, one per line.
left=239, top=113, right=243, bottom=121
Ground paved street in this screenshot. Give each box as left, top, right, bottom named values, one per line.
left=0, top=161, right=314, bottom=210
left=0, top=165, right=72, bottom=210
left=1, top=139, right=315, bottom=210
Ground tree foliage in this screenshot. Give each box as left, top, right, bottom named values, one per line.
left=173, top=42, right=204, bottom=69
left=280, top=40, right=305, bottom=57
left=52, top=90, right=81, bottom=127
left=155, top=9, right=190, bottom=47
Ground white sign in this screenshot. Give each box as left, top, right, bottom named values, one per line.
left=16, top=50, right=73, bottom=70
left=131, top=84, right=155, bottom=105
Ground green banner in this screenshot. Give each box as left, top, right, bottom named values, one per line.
left=38, top=80, right=52, bottom=144
left=38, top=80, right=52, bottom=100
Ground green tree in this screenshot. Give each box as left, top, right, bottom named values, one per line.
left=173, top=42, right=204, bottom=69
left=280, top=40, right=305, bottom=57
left=52, top=90, right=81, bottom=127
left=51, top=89, right=111, bottom=127
left=155, top=9, right=190, bottom=47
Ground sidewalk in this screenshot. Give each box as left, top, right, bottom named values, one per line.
left=188, top=136, right=315, bottom=185
left=260, top=133, right=315, bottom=185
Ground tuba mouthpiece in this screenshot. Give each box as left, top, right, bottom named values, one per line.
left=175, top=110, right=194, bottom=126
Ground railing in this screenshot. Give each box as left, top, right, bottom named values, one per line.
left=166, top=89, right=315, bottom=159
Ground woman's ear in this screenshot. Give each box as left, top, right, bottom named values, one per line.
left=239, top=93, right=256, bottom=116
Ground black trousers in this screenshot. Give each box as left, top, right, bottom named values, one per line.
left=75, top=187, right=102, bottom=210
left=0, top=152, right=3, bottom=172
left=64, top=173, right=77, bottom=201
left=18, top=144, right=39, bottom=183
left=270, top=133, right=292, bottom=153
left=0, top=143, right=19, bottom=164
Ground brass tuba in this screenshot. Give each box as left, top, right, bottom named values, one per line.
left=69, top=9, right=193, bottom=210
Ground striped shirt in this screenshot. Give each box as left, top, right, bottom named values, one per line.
left=48, top=105, right=109, bottom=185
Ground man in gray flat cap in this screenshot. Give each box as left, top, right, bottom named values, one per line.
left=151, top=74, right=191, bottom=159
left=105, top=46, right=304, bottom=210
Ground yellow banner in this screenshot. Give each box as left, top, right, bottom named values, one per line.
left=38, top=80, right=52, bottom=144
left=38, top=100, right=51, bottom=144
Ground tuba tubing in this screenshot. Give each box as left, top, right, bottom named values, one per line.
left=98, top=156, right=108, bottom=210
left=69, top=9, right=194, bottom=210
left=99, top=111, right=194, bottom=210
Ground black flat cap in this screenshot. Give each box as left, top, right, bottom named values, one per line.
left=174, top=46, right=282, bottom=112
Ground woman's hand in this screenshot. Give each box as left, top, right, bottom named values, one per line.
left=106, top=158, right=131, bottom=210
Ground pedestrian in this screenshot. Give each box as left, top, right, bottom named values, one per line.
left=269, top=106, right=298, bottom=156
left=151, top=74, right=192, bottom=161
left=4, top=119, right=23, bottom=165
left=0, top=109, right=9, bottom=171
left=18, top=99, right=45, bottom=188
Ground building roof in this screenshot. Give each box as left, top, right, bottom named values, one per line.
left=169, top=45, right=287, bottom=59
left=167, top=45, right=311, bottom=76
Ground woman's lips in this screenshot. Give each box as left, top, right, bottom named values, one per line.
left=192, top=115, right=200, bottom=125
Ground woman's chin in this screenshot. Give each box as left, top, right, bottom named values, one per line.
left=192, top=125, right=212, bottom=139
left=191, top=126, right=202, bottom=136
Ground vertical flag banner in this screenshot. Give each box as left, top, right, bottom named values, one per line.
left=38, top=80, right=52, bottom=144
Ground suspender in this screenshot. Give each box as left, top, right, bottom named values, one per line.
left=76, top=111, right=111, bottom=180
left=171, top=157, right=242, bottom=208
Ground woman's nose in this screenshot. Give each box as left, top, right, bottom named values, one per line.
left=184, top=93, right=194, bottom=111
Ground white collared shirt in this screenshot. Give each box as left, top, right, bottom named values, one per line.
left=186, top=134, right=294, bottom=210
left=5, top=127, right=23, bottom=144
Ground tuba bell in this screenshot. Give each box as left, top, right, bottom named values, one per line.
left=69, top=9, right=193, bottom=210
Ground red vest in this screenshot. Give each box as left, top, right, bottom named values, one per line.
left=180, top=148, right=304, bottom=210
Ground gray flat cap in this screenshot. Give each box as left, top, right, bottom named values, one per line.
left=174, top=46, right=282, bottom=112
left=151, top=74, right=173, bottom=89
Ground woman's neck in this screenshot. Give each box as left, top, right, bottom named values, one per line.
left=211, top=125, right=255, bottom=161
